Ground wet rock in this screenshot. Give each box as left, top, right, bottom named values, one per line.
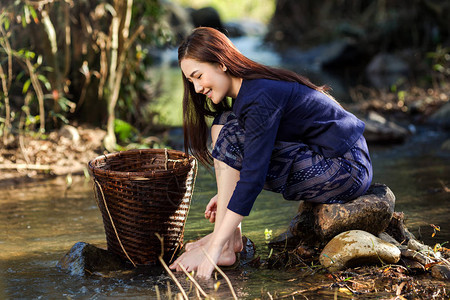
left=224, top=20, right=267, bottom=37
left=294, top=244, right=316, bottom=259
left=59, top=125, right=80, bottom=144
left=384, top=211, right=416, bottom=244
left=431, top=265, right=450, bottom=281
left=400, top=249, right=434, bottom=266
left=428, top=102, right=450, bottom=129
left=366, top=53, right=409, bottom=89
left=57, top=242, right=132, bottom=276
left=162, top=1, right=193, bottom=43
left=288, top=183, right=395, bottom=243
left=378, top=232, right=401, bottom=246
left=363, top=111, right=410, bottom=144
left=407, top=239, right=434, bottom=254
left=319, top=40, right=362, bottom=69
left=400, top=257, right=426, bottom=273
left=320, top=230, right=401, bottom=272
left=189, top=7, right=224, bottom=32
left=441, top=139, right=450, bottom=153
left=240, top=236, right=256, bottom=262
left=268, top=229, right=300, bottom=250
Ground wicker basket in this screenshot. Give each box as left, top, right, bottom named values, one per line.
left=88, top=148, right=197, bottom=266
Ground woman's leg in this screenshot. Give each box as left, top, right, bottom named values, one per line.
left=184, top=124, right=243, bottom=253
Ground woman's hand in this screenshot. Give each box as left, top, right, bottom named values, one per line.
left=204, top=194, right=218, bottom=223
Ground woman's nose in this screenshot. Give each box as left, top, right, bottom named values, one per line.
left=193, top=81, right=203, bottom=94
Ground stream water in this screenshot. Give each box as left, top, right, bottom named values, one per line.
left=2, top=36, right=450, bottom=299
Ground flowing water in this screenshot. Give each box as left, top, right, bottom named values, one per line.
left=1, top=129, right=449, bottom=299
left=2, top=37, right=450, bottom=299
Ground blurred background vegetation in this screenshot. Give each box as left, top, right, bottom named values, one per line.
left=0, top=0, right=448, bottom=152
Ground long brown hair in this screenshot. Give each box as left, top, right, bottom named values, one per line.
left=178, top=27, right=331, bottom=167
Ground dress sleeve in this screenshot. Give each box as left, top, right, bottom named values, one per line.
left=227, top=94, right=283, bottom=216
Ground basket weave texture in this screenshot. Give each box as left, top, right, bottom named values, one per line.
left=88, top=148, right=197, bottom=265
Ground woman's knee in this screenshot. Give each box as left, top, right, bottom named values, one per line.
left=211, top=124, right=224, bottom=149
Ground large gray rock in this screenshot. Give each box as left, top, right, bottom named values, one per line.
left=366, top=53, right=409, bottom=89
left=363, top=111, right=410, bottom=144
left=57, top=242, right=132, bottom=276
left=288, top=183, right=395, bottom=243
left=320, top=230, right=401, bottom=272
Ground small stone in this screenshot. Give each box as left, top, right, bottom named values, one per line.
left=431, top=265, right=450, bottom=281
left=407, top=239, right=434, bottom=254
left=320, top=230, right=401, bottom=272
left=59, top=125, right=80, bottom=143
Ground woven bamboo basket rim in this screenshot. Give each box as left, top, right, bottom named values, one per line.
left=88, top=148, right=193, bottom=179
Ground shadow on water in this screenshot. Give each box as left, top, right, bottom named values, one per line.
left=2, top=37, right=449, bottom=299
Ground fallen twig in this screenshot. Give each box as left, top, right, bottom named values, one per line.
left=177, top=263, right=209, bottom=298
left=201, top=248, right=238, bottom=300
left=155, top=233, right=188, bottom=300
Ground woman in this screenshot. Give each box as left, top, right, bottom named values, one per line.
left=169, top=27, right=372, bottom=279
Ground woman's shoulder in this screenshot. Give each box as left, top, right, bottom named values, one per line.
left=243, top=78, right=296, bottom=89
left=240, top=79, right=298, bottom=98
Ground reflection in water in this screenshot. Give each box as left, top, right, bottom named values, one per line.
left=1, top=129, right=449, bottom=298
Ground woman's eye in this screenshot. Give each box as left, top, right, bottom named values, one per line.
left=198, top=75, right=202, bottom=79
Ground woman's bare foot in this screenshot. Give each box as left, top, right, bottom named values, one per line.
left=216, top=245, right=238, bottom=266
left=170, top=242, right=237, bottom=272
left=185, top=228, right=243, bottom=252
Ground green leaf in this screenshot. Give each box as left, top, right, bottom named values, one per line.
left=57, top=97, right=76, bottom=113
left=50, top=111, right=69, bottom=124
left=433, top=64, right=445, bottom=73
left=28, top=6, right=38, bottom=23
left=37, top=74, right=51, bottom=90
left=22, top=79, right=31, bottom=94
left=4, top=18, right=10, bottom=31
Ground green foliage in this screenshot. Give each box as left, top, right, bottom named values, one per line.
left=0, top=0, right=171, bottom=147
left=174, top=0, right=275, bottom=23
left=427, top=45, right=450, bottom=84
left=114, top=118, right=138, bottom=143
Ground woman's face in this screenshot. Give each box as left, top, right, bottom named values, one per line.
left=180, top=58, right=235, bottom=104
